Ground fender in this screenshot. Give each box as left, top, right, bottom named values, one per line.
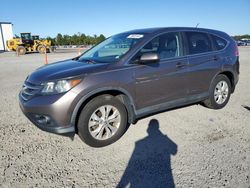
left=70, top=87, right=137, bottom=130
left=210, top=69, right=235, bottom=93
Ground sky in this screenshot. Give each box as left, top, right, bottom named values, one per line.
left=1, top=0, right=250, bottom=38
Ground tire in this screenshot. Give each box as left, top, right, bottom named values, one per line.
left=203, top=74, right=231, bottom=109
left=77, top=95, right=128, bottom=147
left=37, top=45, right=46, bottom=54
left=16, top=46, right=26, bottom=55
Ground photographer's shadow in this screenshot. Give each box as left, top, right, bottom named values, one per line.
left=117, top=119, right=177, bottom=188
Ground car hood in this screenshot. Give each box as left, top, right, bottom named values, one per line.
left=27, top=59, right=108, bottom=84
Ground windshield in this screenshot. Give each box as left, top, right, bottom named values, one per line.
left=78, top=33, right=145, bottom=63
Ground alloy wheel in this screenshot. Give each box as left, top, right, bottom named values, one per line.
left=88, top=105, right=121, bottom=140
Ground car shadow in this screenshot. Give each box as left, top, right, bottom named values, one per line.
left=117, top=119, right=177, bottom=188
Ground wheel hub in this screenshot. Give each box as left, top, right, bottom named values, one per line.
left=214, top=81, right=229, bottom=104
left=88, top=105, right=121, bottom=140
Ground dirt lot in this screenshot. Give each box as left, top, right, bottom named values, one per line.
left=0, top=48, right=249, bottom=188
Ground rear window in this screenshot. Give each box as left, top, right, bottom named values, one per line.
left=212, top=35, right=227, bottom=50
left=186, top=32, right=212, bottom=55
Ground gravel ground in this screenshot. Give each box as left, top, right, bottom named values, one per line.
left=0, top=48, right=249, bottom=188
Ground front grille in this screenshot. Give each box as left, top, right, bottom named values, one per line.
left=21, top=81, right=42, bottom=101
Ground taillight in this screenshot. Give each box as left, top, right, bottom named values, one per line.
left=235, top=42, right=239, bottom=56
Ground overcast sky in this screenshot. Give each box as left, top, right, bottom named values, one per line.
left=1, top=0, right=250, bottom=37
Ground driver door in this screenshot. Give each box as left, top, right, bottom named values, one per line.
left=133, top=32, right=189, bottom=110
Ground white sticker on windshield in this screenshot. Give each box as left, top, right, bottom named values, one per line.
left=127, top=34, right=144, bottom=39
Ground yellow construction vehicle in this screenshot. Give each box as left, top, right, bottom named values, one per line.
left=6, top=33, right=53, bottom=55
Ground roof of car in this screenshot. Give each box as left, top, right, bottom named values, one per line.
left=123, top=27, right=227, bottom=37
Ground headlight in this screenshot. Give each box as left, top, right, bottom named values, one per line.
left=41, top=78, right=81, bottom=94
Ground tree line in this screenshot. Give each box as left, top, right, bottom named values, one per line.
left=232, top=34, right=250, bottom=41
left=46, top=33, right=106, bottom=46
left=46, top=33, right=249, bottom=45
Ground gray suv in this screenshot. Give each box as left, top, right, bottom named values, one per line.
left=19, top=27, right=239, bottom=147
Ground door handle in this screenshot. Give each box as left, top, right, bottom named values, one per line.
left=176, top=62, right=187, bottom=68
left=213, top=55, right=220, bottom=61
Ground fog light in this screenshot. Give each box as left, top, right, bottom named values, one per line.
left=35, top=115, right=51, bottom=125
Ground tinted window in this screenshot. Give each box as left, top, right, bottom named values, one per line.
left=134, top=32, right=181, bottom=60
left=186, top=32, right=212, bottom=54
left=212, top=35, right=227, bottom=50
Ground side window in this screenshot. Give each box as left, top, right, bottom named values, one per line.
left=133, top=32, right=181, bottom=61
left=140, top=37, right=159, bottom=53
left=186, top=32, right=212, bottom=55
left=212, top=35, right=227, bottom=50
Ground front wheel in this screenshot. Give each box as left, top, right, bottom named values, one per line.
left=203, top=74, right=231, bottom=109
left=16, top=46, right=26, bottom=55
left=77, top=95, right=128, bottom=147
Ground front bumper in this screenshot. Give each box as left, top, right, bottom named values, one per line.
left=19, top=91, right=77, bottom=135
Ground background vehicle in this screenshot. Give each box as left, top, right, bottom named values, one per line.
left=237, top=39, right=250, bottom=46
left=6, top=32, right=53, bottom=55
left=19, top=27, right=239, bottom=147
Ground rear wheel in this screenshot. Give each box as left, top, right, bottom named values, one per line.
left=203, top=74, right=231, bottom=109
left=16, top=46, right=26, bottom=55
left=77, top=95, right=128, bottom=147
left=37, top=45, right=46, bottom=54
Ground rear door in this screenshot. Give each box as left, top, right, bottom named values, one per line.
left=185, top=31, right=219, bottom=96
left=132, top=32, right=189, bottom=109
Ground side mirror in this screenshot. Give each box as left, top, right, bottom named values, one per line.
left=139, top=53, right=160, bottom=64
